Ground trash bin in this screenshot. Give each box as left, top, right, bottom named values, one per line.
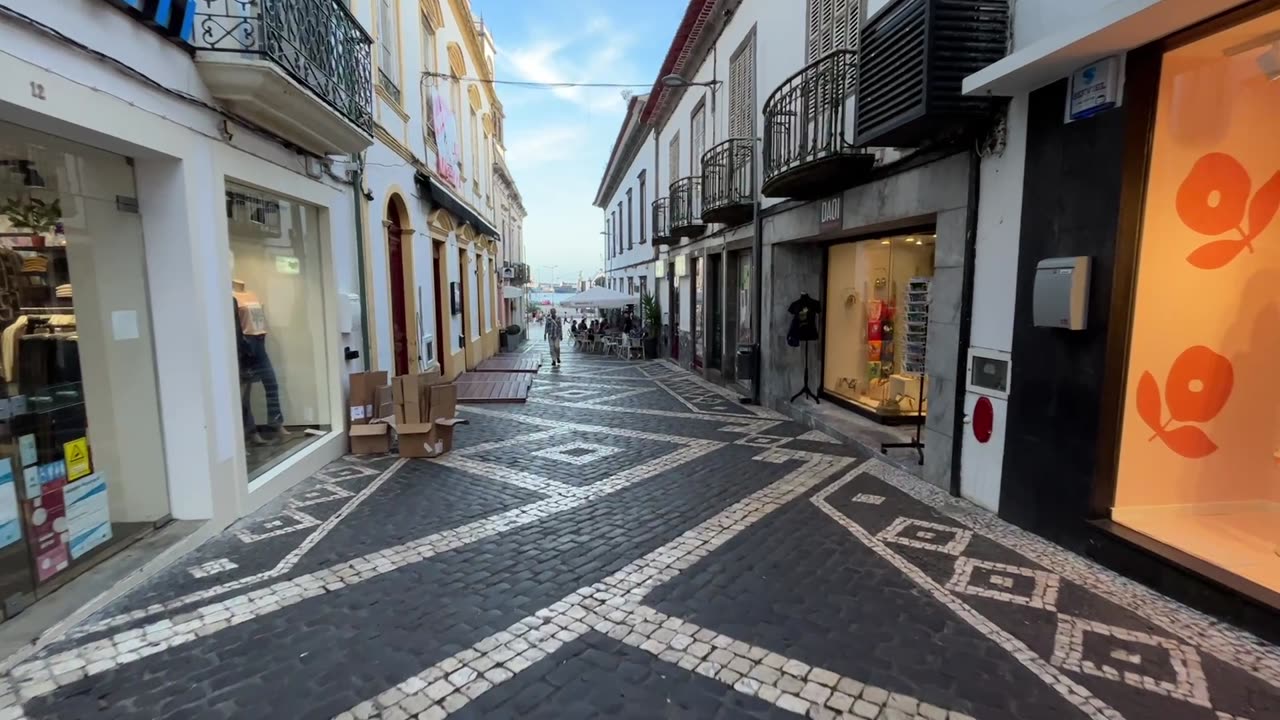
left=736, top=344, right=756, bottom=381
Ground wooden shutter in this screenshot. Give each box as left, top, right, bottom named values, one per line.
left=668, top=134, right=680, bottom=182
left=691, top=105, right=705, bottom=175
left=729, top=37, right=755, bottom=138
left=806, top=0, right=824, bottom=63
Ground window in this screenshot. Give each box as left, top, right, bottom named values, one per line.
left=421, top=12, right=437, bottom=144
left=617, top=201, right=624, bottom=254
left=626, top=189, right=634, bottom=250
left=668, top=132, right=680, bottom=184
left=469, top=108, right=479, bottom=188
left=378, top=0, right=402, bottom=103
left=638, top=170, right=647, bottom=243
left=691, top=102, right=706, bottom=175
left=628, top=277, right=635, bottom=295
left=451, top=81, right=464, bottom=176
left=609, top=212, right=616, bottom=258
left=729, top=32, right=756, bottom=138
left=639, top=276, right=648, bottom=297
left=806, top=0, right=858, bottom=62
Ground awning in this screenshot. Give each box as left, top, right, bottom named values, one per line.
left=502, top=286, right=525, bottom=299
left=962, top=0, right=1249, bottom=97
left=414, top=171, right=500, bottom=240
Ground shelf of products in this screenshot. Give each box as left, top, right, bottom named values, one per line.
left=902, top=277, right=929, bottom=375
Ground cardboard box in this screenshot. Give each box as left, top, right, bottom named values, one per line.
left=435, top=417, right=467, bottom=454
left=349, top=422, right=391, bottom=455
left=374, top=385, right=394, bottom=421
left=428, top=383, right=457, bottom=424
left=393, top=371, right=442, bottom=425
left=397, top=422, right=439, bottom=458
left=348, top=371, right=388, bottom=424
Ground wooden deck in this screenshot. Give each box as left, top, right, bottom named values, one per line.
left=475, top=356, right=542, bottom=373
left=456, top=371, right=533, bottom=404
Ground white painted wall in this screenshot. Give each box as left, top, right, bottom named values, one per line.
left=0, top=0, right=363, bottom=525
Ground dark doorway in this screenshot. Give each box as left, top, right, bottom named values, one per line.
left=386, top=201, right=409, bottom=375
left=432, top=240, right=446, bottom=368
left=668, top=264, right=680, bottom=360
left=692, top=256, right=703, bottom=370
left=708, top=253, right=722, bottom=370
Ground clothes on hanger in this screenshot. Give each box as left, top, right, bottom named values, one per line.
left=2, top=315, right=27, bottom=382
left=787, top=293, right=822, bottom=346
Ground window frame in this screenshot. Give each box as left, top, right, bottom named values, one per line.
left=626, top=188, right=634, bottom=250
left=638, top=170, right=647, bottom=243
left=421, top=10, right=438, bottom=145
left=377, top=0, right=403, bottom=104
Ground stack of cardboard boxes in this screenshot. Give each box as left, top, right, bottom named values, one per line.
left=347, top=369, right=465, bottom=458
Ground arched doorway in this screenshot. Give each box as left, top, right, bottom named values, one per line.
left=385, top=198, right=409, bottom=375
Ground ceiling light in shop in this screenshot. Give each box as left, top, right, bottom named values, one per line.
left=881, top=240, right=891, bottom=245
left=905, top=237, right=916, bottom=243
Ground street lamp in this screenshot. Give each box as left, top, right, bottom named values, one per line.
left=660, top=74, right=721, bottom=89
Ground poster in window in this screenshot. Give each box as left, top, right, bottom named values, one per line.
left=431, top=87, right=462, bottom=189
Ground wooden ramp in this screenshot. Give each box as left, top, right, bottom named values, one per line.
left=456, top=371, right=533, bottom=404
left=475, top=356, right=542, bottom=373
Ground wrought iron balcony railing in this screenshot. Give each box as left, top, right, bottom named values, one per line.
left=762, top=50, right=872, bottom=200
left=193, top=0, right=374, bottom=135
left=651, top=197, right=673, bottom=246
left=701, top=138, right=754, bottom=227
left=669, top=177, right=706, bottom=239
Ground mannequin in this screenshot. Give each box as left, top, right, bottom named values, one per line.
left=787, top=293, right=822, bottom=403
left=233, top=278, right=289, bottom=445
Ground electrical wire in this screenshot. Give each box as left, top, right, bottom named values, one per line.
left=422, top=70, right=651, bottom=89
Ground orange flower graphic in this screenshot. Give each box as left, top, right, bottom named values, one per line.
left=1177, top=153, right=1280, bottom=269
left=1135, top=346, right=1233, bottom=458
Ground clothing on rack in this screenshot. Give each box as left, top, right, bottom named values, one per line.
left=18, top=332, right=81, bottom=393
left=54, top=284, right=72, bottom=299
left=786, top=293, right=822, bottom=346
left=2, top=315, right=27, bottom=382
left=21, top=256, right=47, bottom=274
left=0, top=247, right=22, bottom=328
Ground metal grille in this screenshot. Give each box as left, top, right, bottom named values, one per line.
left=193, top=0, right=374, bottom=134
left=701, top=138, right=753, bottom=217
left=762, top=50, right=857, bottom=187
left=855, top=0, right=1008, bottom=147
left=669, top=177, right=703, bottom=232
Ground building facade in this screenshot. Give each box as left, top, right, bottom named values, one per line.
left=0, top=0, right=373, bottom=628
left=637, top=0, right=1003, bottom=494
left=358, top=0, right=518, bottom=381
left=595, top=95, right=657, bottom=304
left=961, top=0, right=1280, bottom=635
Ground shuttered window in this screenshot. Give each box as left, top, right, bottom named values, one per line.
left=728, top=34, right=755, bottom=139
left=638, top=170, right=647, bottom=243
left=626, top=189, right=634, bottom=249
left=668, top=133, right=680, bottom=184
left=378, top=0, right=401, bottom=101
left=691, top=103, right=706, bottom=175
left=806, top=0, right=858, bottom=62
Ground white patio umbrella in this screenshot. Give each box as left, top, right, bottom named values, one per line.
left=557, top=286, right=639, bottom=309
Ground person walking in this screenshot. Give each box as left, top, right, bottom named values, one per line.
left=544, top=308, right=564, bottom=368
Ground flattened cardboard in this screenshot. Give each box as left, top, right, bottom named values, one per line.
left=348, top=371, right=388, bottom=424
left=349, top=423, right=390, bottom=455
left=374, top=385, right=394, bottom=420
left=428, top=384, right=457, bottom=423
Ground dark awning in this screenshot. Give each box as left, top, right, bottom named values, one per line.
left=414, top=171, right=500, bottom=240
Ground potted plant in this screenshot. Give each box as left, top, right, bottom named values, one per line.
left=640, top=291, right=662, bottom=359
left=1, top=196, right=61, bottom=246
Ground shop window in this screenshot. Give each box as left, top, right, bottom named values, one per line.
left=0, top=122, right=168, bottom=598
left=823, top=234, right=935, bottom=420
left=1112, top=9, right=1280, bottom=594
left=227, top=182, right=332, bottom=480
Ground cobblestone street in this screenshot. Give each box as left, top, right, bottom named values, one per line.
left=0, top=337, right=1277, bottom=720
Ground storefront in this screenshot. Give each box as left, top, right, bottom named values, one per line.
left=822, top=233, right=936, bottom=423
left=996, top=1, right=1280, bottom=631
left=226, top=183, right=333, bottom=480
left=0, top=121, right=169, bottom=611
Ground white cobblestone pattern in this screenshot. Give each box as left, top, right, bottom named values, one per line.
left=185, top=559, right=238, bottom=579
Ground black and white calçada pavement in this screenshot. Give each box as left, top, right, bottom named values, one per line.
left=1, top=337, right=1277, bottom=720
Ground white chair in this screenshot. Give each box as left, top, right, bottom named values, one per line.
left=621, top=336, right=642, bottom=360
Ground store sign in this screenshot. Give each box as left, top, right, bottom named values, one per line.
left=1067, top=56, right=1122, bottom=122
left=101, top=0, right=195, bottom=44
left=818, top=194, right=843, bottom=234
left=65, top=474, right=112, bottom=560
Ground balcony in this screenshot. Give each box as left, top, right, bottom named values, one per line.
left=669, top=178, right=706, bottom=239
left=700, top=139, right=754, bottom=227
left=192, top=0, right=374, bottom=155
left=854, top=0, right=1008, bottom=148
left=762, top=50, right=873, bottom=201
left=652, top=197, right=674, bottom=247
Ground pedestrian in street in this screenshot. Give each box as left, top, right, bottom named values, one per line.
left=545, top=308, right=563, bottom=368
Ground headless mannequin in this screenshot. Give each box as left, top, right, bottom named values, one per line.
left=233, top=278, right=289, bottom=445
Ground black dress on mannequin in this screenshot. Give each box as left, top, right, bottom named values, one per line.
left=787, top=293, right=821, bottom=403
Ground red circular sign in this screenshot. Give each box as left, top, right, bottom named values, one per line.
left=972, top=396, right=994, bottom=443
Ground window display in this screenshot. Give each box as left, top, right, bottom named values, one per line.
left=227, top=183, right=331, bottom=480
left=0, top=121, right=168, bottom=606
left=822, top=234, right=935, bottom=421
left=1111, top=8, right=1280, bottom=594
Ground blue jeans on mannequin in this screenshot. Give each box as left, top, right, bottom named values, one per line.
left=241, top=335, right=283, bottom=435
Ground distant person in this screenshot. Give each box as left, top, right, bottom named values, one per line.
left=622, top=311, right=634, bottom=335
left=544, top=309, right=563, bottom=368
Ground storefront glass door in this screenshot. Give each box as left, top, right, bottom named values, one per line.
left=1112, top=8, right=1280, bottom=594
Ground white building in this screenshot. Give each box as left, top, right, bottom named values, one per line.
left=594, top=95, right=657, bottom=304
left=358, top=0, right=519, bottom=379
left=0, top=0, right=372, bottom=630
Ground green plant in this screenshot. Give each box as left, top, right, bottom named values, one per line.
left=640, top=291, right=661, bottom=339
left=1, top=196, right=61, bottom=233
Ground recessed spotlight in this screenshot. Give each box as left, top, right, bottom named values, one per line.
left=880, top=240, right=891, bottom=245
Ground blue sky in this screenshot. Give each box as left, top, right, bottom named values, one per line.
left=471, top=0, right=686, bottom=286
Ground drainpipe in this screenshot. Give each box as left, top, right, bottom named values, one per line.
left=748, top=137, right=763, bottom=405
left=352, top=156, right=372, bottom=370
left=949, top=147, right=981, bottom=496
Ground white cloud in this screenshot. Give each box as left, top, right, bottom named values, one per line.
left=507, top=124, right=586, bottom=170
left=497, top=15, right=639, bottom=115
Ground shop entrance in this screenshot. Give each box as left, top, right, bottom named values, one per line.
left=1108, top=7, right=1280, bottom=596
left=692, top=256, right=703, bottom=369
left=386, top=201, right=409, bottom=376
left=668, top=262, right=679, bottom=360
left=822, top=233, right=935, bottom=424
left=707, top=253, right=722, bottom=371
left=432, top=240, right=445, bottom=368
